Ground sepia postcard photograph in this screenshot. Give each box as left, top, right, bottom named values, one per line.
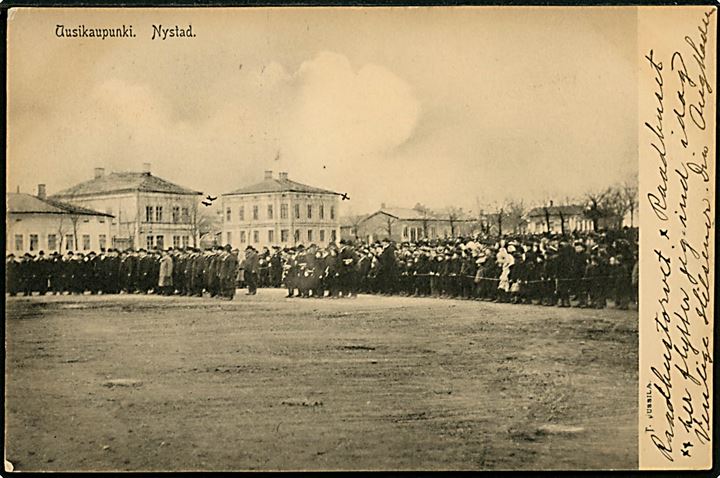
left=3, top=4, right=716, bottom=472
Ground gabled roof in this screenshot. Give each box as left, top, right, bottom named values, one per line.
left=224, top=177, right=340, bottom=196
left=526, top=205, right=585, bottom=218
left=51, top=172, right=201, bottom=198
left=6, top=193, right=114, bottom=217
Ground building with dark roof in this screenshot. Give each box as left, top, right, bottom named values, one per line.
left=6, top=186, right=114, bottom=254
left=222, top=171, right=341, bottom=249
left=50, top=164, right=202, bottom=250
left=524, top=203, right=593, bottom=233
left=343, top=205, right=478, bottom=243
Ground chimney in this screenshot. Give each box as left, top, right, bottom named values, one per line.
left=37, top=184, right=46, bottom=199
left=549, top=200, right=554, bottom=207
left=142, top=162, right=151, bottom=174
left=264, top=170, right=273, bottom=180
left=16, top=186, right=20, bottom=193
left=278, top=172, right=288, bottom=180
left=381, top=202, right=386, bottom=209
left=94, top=167, right=105, bottom=179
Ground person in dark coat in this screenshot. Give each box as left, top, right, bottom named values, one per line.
left=242, top=246, right=259, bottom=295
left=6, top=254, right=19, bottom=296
left=219, top=245, right=239, bottom=299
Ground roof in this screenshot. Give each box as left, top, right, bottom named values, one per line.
left=224, top=177, right=340, bottom=196
left=51, top=171, right=201, bottom=198
left=366, top=208, right=475, bottom=222
left=6, top=193, right=114, bottom=217
left=526, top=205, right=586, bottom=218
left=339, top=214, right=369, bottom=227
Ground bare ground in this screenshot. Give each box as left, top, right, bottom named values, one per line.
left=4, top=290, right=638, bottom=471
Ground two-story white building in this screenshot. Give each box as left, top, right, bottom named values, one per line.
left=6, top=186, right=113, bottom=255
left=222, top=171, right=341, bottom=250
left=50, top=164, right=202, bottom=250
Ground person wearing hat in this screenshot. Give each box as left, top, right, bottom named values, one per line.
left=158, top=249, right=174, bottom=296
left=6, top=254, right=20, bottom=296
left=33, top=250, right=50, bottom=296
left=219, top=244, right=239, bottom=300
left=241, top=245, right=259, bottom=295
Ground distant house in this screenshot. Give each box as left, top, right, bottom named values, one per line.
left=524, top=204, right=594, bottom=234
left=6, top=186, right=113, bottom=254
left=343, top=206, right=477, bottom=243
left=222, top=171, right=342, bottom=250
left=51, top=163, right=202, bottom=250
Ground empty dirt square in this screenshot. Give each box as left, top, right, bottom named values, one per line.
left=5, top=291, right=638, bottom=471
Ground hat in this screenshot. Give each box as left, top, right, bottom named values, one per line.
left=224, top=244, right=232, bottom=252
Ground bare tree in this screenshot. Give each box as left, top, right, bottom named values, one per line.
left=621, top=178, right=639, bottom=227
left=384, top=214, right=397, bottom=239
left=584, top=190, right=611, bottom=231
left=190, top=201, right=220, bottom=247
left=413, top=203, right=432, bottom=238
left=441, top=206, right=465, bottom=237
left=505, top=199, right=526, bottom=234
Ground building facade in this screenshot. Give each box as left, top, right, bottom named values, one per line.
left=343, top=207, right=477, bottom=243
left=6, top=188, right=113, bottom=255
left=524, top=204, right=594, bottom=234
left=51, top=164, right=202, bottom=250
left=222, top=171, right=341, bottom=250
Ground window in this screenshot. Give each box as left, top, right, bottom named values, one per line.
left=65, top=235, right=74, bottom=251
left=307, top=205, right=313, bottom=219
left=330, top=229, right=337, bottom=242
left=252, top=205, right=259, bottom=221
left=253, top=231, right=259, bottom=243
left=99, top=235, right=107, bottom=251
left=173, top=207, right=180, bottom=223
left=99, top=218, right=105, bottom=224
left=155, top=206, right=163, bottom=223
left=146, top=206, right=153, bottom=222
left=268, top=230, right=274, bottom=243
left=47, top=234, right=57, bottom=251
left=238, top=206, right=245, bottom=221
left=280, top=204, right=288, bottom=219
left=330, top=206, right=336, bottom=220
left=267, top=205, right=274, bottom=220
left=319, top=230, right=325, bottom=242
left=319, top=204, right=325, bottom=220
left=182, top=236, right=190, bottom=248
left=173, top=235, right=180, bottom=248
left=82, top=234, right=91, bottom=251
left=156, top=235, right=164, bottom=249
left=281, top=229, right=289, bottom=242
left=226, top=207, right=232, bottom=222
left=294, top=204, right=300, bottom=219
left=181, top=207, right=190, bottom=223
left=29, top=234, right=39, bottom=251
left=226, top=232, right=232, bottom=245
left=146, top=235, right=154, bottom=249
left=294, top=229, right=300, bottom=242
left=14, top=234, right=23, bottom=251
left=307, top=229, right=313, bottom=242
left=403, top=226, right=408, bottom=239
left=240, top=231, right=246, bottom=243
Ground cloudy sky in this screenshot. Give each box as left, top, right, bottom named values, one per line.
left=8, top=7, right=638, bottom=214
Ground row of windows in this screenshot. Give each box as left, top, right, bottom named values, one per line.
left=146, top=235, right=191, bottom=249
left=402, top=226, right=448, bottom=241
left=225, top=203, right=336, bottom=222
left=13, top=233, right=107, bottom=252
left=226, top=229, right=337, bottom=245
left=145, top=206, right=191, bottom=224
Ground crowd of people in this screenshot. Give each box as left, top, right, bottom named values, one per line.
left=6, top=228, right=638, bottom=310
